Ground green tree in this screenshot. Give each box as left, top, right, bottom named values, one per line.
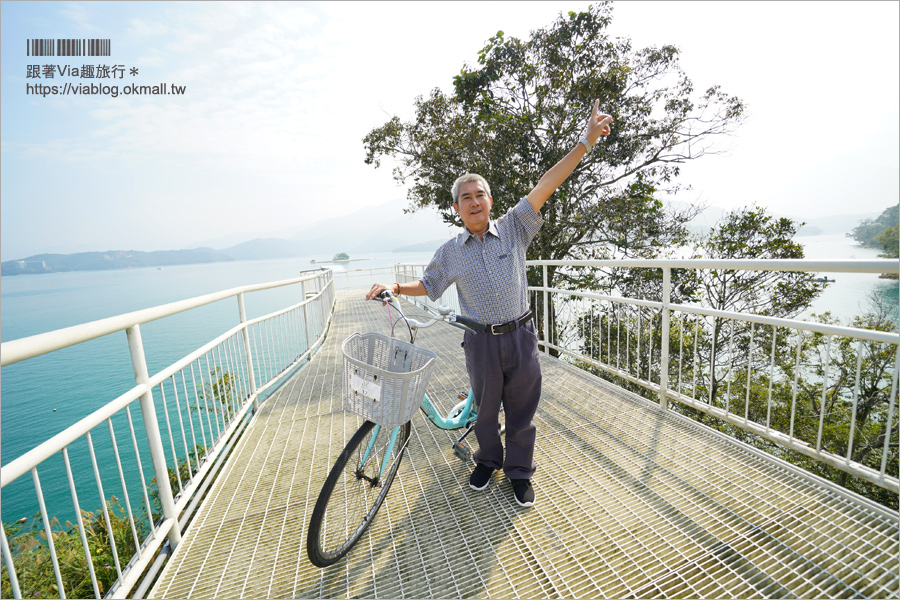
left=363, top=2, right=745, bottom=285
left=673, top=292, right=898, bottom=509
left=147, top=445, right=207, bottom=519
left=193, top=367, right=241, bottom=418
left=695, top=206, right=822, bottom=317
left=781, top=302, right=899, bottom=507
left=687, top=206, right=824, bottom=404
left=877, top=224, right=898, bottom=259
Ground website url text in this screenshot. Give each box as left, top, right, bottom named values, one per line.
left=26, top=82, right=185, bottom=98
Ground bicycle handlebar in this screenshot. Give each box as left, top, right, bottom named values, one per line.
left=376, top=291, right=477, bottom=335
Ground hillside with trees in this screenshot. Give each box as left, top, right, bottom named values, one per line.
left=848, top=204, right=899, bottom=259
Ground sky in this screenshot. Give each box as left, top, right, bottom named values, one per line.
left=1, top=1, right=898, bottom=260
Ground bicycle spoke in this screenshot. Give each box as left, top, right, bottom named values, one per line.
left=307, top=420, right=410, bottom=566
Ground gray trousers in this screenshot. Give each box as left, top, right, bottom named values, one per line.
left=462, top=320, right=542, bottom=480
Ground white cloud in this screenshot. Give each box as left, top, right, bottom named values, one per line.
left=2, top=1, right=897, bottom=259
left=59, top=1, right=102, bottom=34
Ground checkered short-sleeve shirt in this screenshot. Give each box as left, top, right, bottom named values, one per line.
left=421, top=197, right=543, bottom=324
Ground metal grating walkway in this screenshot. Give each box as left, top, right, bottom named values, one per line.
left=150, top=290, right=899, bottom=599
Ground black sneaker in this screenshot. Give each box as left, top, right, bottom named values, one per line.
left=469, top=464, right=494, bottom=490
left=511, top=479, right=535, bottom=507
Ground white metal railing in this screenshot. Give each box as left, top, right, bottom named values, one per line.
left=2, top=259, right=897, bottom=598
left=393, top=264, right=461, bottom=315
left=530, top=259, right=899, bottom=495
left=291, top=259, right=899, bottom=495
left=392, top=258, right=898, bottom=494
left=1, top=269, right=335, bottom=599
left=327, top=265, right=406, bottom=291
left=326, top=263, right=460, bottom=313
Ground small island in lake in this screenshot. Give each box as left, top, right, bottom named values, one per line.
left=309, top=252, right=369, bottom=265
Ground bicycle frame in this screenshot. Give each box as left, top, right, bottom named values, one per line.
left=361, top=389, right=477, bottom=480
left=421, top=389, right=477, bottom=430
left=359, top=295, right=479, bottom=480
left=362, top=424, right=402, bottom=481
left=307, top=293, right=482, bottom=566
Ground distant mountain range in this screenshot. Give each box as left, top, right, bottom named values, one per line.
left=189, top=198, right=457, bottom=257
left=1, top=201, right=880, bottom=277
left=2, top=200, right=458, bottom=276
left=1, top=249, right=235, bottom=276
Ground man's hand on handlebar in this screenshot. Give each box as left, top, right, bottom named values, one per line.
left=364, top=285, right=477, bottom=335
left=365, top=283, right=394, bottom=302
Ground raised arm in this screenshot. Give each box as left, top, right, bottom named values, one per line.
left=526, top=100, right=612, bottom=213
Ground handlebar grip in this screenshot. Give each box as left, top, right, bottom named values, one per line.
left=454, top=315, right=486, bottom=332
left=449, top=321, right=478, bottom=335
left=377, top=290, right=394, bottom=301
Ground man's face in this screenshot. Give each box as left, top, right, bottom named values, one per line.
left=453, top=180, right=493, bottom=235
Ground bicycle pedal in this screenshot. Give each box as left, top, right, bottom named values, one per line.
left=452, top=442, right=471, bottom=461
left=458, top=391, right=468, bottom=400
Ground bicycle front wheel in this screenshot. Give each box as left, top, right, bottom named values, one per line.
left=306, top=420, right=411, bottom=567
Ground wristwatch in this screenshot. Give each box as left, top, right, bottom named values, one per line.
left=579, top=137, right=592, bottom=154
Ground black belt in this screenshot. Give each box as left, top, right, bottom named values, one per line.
left=457, top=309, right=533, bottom=335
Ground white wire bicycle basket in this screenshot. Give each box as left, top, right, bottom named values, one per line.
left=342, top=332, right=438, bottom=427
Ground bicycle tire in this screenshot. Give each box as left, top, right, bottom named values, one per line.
left=306, top=420, right=411, bottom=567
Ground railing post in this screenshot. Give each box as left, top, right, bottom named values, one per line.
left=659, top=267, right=671, bottom=409
left=542, top=263, right=550, bottom=354
left=317, top=275, right=326, bottom=337
left=301, top=280, right=314, bottom=353
left=126, top=324, right=182, bottom=548
left=1, top=526, right=21, bottom=598
left=237, top=293, right=259, bottom=411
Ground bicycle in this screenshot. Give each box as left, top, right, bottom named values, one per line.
left=306, top=291, right=485, bottom=568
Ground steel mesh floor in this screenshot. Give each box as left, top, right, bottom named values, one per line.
left=150, top=290, right=899, bottom=599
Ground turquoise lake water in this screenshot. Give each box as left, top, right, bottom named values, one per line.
left=1, top=238, right=896, bottom=525
left=0, top=252, right=434, bottom=525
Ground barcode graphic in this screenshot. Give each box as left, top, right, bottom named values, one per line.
left=27, top=39, right=111, bottom=57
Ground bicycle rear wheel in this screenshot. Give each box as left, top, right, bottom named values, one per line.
left=306, top=420, right=411, bottom=567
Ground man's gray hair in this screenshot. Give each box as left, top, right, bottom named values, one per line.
left=451, top=173, right=491, bottom=203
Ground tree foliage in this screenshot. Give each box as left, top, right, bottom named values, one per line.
left=574, top=286, right=898, bottom=509
left=1, top=499, right=139, bottom=599
left=848, top=204, right=899, bottom=257
left=364, top=2, right=745, bottom=272
left=706, top=300, right=900, bottom=509
left=2, top=369, right=239, bottom=598
left=1, top=452, right=208, bottom=599
left=876, top=224, right=898, bottom=259
left=694, top=206, right=823, bottom=318
left=565, top=205, right=899, bottom=508
left=193, top=367, right=241, bottom=416
left=684, top=206, right=825, bottom=407
left=786, top=306, right=899, bottom=507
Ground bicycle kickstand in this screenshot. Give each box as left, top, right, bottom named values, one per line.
left=452, top=421, right=506, bottom=461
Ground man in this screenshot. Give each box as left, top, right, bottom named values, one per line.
left=367, top=100, right=613, bottom=507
